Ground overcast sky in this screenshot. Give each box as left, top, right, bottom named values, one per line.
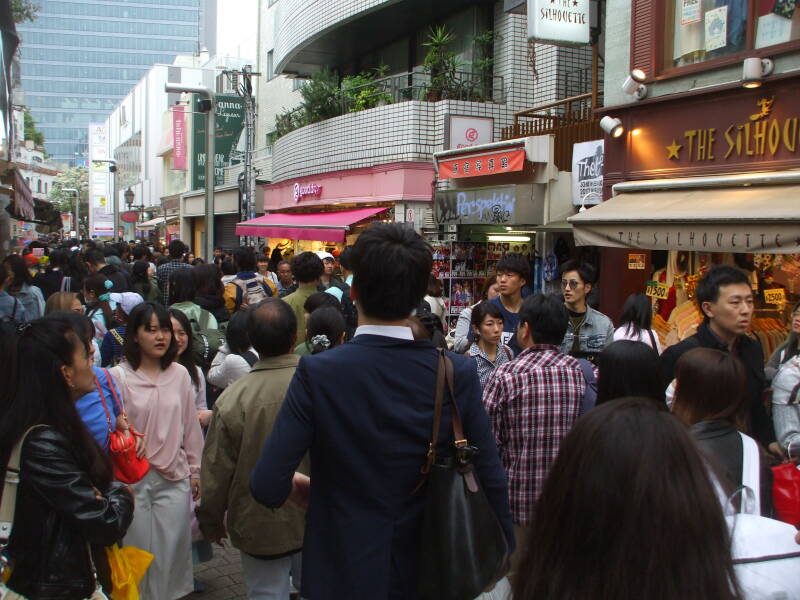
left=216, top=0, right=259, bottom=61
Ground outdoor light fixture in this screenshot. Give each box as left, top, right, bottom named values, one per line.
left=600, top=116, right=624, bottom=138
left=487, top=235, right=531, bottom=243
left=621, top=69, right=648, bottom=100
left=742, top=57, right=774, bottom=88
left=124, top=188, right=135, bottom=208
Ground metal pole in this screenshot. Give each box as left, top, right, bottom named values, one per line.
left=63, top=187, right=79, bottom=239
left=165, top=83, right=215, bottom=261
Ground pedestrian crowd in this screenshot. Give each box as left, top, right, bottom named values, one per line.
left=0, top=226, right=798, bottom=600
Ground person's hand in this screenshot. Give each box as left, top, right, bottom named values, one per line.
left=768, top=442, right=787, bottom=461
left=198, top=410, right=213, bottom=428
left=288, top=472, right=310, bottom=510
left=207, top=525, right=228, bottom=547
left=191, top=477, right=201, bottom=501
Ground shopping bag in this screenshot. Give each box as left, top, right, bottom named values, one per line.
left=105, top=544, right=154, bottom=600
left=771, top=461, right=800, bottom=527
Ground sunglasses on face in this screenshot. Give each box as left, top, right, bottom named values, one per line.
left=561, top=280, right=581, bottom=290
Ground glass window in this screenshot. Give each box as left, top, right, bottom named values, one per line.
left=665, top=1, right=800, bottom=70
left=267, top=50, right=274, bottom=80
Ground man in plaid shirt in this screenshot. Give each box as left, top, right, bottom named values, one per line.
left=156, top=239, right=193, bottom=304
left=483, top=293, right=587, bottom=572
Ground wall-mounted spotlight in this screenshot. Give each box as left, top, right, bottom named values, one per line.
left=621, top=69, right=648, bottom=100
left=600, top=116, right=624, bottom=138
left=742, top=57, right=774, bottom=88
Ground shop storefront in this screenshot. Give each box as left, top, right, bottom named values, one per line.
left=572, top=75, right=800, bottom=351
left=235, top=162, right=435, bottom=258
left=181, top=184, right=241, bottom=255
left=431, top=136, right=574, bottom=328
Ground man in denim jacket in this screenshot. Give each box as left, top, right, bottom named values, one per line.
left=558, top=260, right=614, bottom=359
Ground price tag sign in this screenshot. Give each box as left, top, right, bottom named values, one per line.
left=646, top=280, right=669, bottom=300
left=628, top=253, right=646, bottom=270
left=764, top=288, right=786, bottom=305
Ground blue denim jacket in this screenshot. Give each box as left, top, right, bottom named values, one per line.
left=0, top=290, right=27, bottom=322
left=560, top=305, right=615, bottom=355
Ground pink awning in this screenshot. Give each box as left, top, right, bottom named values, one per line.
left=235, top=206, right=388, bottom=242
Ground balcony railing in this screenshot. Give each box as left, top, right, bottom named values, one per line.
left=502, top=93, right=602, bottom=171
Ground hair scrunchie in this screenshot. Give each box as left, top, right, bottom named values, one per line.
left=99, top=292, right=111, bottom=302
left=311, top=334, right=331, bottom=350
left=104, top=280, right=114, bottom=290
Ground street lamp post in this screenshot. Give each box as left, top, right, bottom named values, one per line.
left=91, top=159, right=119, bottom=240
left=165, top=83, right=215, bottom=261
left=124, top=188, right=135, bottom=240
left=62, top=187, right=79, bottom=238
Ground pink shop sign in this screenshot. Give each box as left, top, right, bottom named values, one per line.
left=294, top=182, right=322, bottom=202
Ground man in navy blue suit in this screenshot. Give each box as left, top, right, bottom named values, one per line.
left=251, top=223, right=513, bottom=600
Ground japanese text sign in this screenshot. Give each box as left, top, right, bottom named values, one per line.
left=438, top=149, right=525, bottom=180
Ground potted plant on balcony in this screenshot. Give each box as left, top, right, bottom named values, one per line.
left=300, top=67, right=342, bottom=124
left=423, top=25, right=459, bottom=102
left=341, top=65, right=392, bottom=113
left=472, top=29, right=497, bottom=102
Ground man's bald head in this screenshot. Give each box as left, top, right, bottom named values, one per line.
left=248, top=298, right=298, bottom=357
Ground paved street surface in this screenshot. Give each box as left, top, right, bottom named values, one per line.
left=185, top=545, right=247, bottom=600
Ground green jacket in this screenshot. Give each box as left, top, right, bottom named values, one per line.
left=281, top=282, right=317, bottom=344
left=196, top=354, right=308, bottom=556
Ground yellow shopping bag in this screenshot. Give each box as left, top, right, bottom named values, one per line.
left=105, top=544, right=154, bottom=600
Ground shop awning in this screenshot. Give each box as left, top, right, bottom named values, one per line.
left=12, top=169, right=34, bottom=220
left=235, top=207, right=388, bottom=242
left=568, top=185, right=800, bottom=254
left=136, top=215, right=178, bottom=231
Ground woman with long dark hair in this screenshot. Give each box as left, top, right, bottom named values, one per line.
left=613, top=292, right=662, bottom=353
left=596, top=340, right=664, bottom=406
left=765, top=301, right=800, bottom=383
left=3, top=255, right=45, bottom=320
left=193, top=263, right=229, bottom=324
left=130, top=260, right=161, bottom=304
left=111, top=302, right=204, bottom=599
left=0, top=317, right=133, bottom=598
left=83, top=273, right=116, bottom=340
left=169, top=308, right=212, bottom=426
left=208, top=309, right=257, bottom=389
left=513, top=398, right=742, bottom=600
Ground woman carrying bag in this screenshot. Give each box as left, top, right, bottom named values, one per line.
left=111, top=302, right=204, bottom=600
left=0, top=317, right=134, bottom=599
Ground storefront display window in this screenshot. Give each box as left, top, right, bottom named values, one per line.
left=665, top=1, right=800, bottom=71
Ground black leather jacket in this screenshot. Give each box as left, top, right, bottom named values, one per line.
left=4, top=427, right=134, bottom=599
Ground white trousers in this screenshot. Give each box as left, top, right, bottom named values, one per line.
left=240, top=551, right=302, bottom=600
left=123, top=469, right=193, bottom=600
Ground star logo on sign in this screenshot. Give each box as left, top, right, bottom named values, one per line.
left=573, top=0, right=578, bottom=5
left=666, top=139, right=682, bottom=160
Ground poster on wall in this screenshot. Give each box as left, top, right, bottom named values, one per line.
left=527, top=0, right=590, bottom=46
left=705, top=6, right=728, bottom=51
left=88, top=123, right=111, bottom=238
left=191, top=94, right=246, bottom=190
left=681, top=0, right=701, bottom=25
left=447, top=115, right=493, bottom=150
left=571, top=139, right=603, bottom=206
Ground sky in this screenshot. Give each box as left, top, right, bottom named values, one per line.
left=216, top=0, right=259, bottom=61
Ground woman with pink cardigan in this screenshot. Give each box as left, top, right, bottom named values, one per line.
left=111, top=301, right=204, bottom=599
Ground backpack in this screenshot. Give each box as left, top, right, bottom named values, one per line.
left=189, top=310, right=226, bottom=369
left=233, top=276, right=272, bottom=311
left=577, top=358, right=598, bottom=415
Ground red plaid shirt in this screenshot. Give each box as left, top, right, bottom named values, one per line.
left=482, top=344, right=586, bottom=525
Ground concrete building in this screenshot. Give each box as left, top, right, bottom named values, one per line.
left=17, top=0, right=217, bottom=167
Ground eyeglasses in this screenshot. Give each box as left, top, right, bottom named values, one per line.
left=561, top=279, right=581, bottom=290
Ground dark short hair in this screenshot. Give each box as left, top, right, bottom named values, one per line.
left=695, top=265, right=750, bottom=313
left=248, top=299, right=297, bottom=357
left=168, top=239, right=186, bottom=259
left=495, top=253, right=531, bottom=285
left=84, top=248, right=105, bottom=266
left=559, top=260, right=597, bottom=286
left=518, top=293, right=568, bottom=345
left=471, top=300, right=504, bottom=329
left=304, top=291, right=340, bottom=314
left=291, top=252, right=324, bottom=284
left=123, top=302, right=178, bottom=370
left=596, top=341, right=664, bottom=406
left=306, top=306, right=345, bottom=354
left=220, top=260, right=236, bottom=276
left=168, top=269, right=196, bottom=304
left=276, top=260, right=291, bottom=270
left=233, top=247, right=257, bottom=272
left=132, top=245, right=150, bottom=261
left=226, top=310, right=252, bottom=355
left=193, top=263, right=223, bottom=297
left=350, top=223, right=432, bottom=320
left=338, top=246, right=354, bottom=271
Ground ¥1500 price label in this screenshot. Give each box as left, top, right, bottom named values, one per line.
left=645, top=280, right=669, bottom=300
left=764, top=288, right=786, bottom=305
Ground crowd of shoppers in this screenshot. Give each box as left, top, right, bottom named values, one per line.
left=0, top=230, right=797, bottom=600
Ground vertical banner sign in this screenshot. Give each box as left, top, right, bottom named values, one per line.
left=88, top=123, right=113, bottom=237
left=527, top=0, right=590, bottom=45
left=172, top=106, right=187, bottom=171
left=571, top=139, right=604, bottom=206
left=191, top=94, right=245, bottom=190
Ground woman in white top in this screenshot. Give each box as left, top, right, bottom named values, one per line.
left=613, top=292, right=663, bottom=354
left=423, top=274, right=447, bottom=330
left=207, top=310, right=258, bottom=389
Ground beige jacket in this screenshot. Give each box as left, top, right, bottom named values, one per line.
left=196, top=354, right=308, bottom=556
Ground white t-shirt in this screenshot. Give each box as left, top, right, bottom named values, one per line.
left=613, top=325, right=663, bottom=354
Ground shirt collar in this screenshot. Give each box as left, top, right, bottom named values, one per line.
left=354, top=325, right=414, bottom=341
left=345, top=274, right=353, bottom=286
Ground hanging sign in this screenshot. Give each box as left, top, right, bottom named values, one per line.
left=628, top=253, right=646, bottom=270
left=572, top=139, right=604, bottom=206
left=527, top=0, right=590, bottom=46
left=764, top=288, right=786, bottom=304
left=645, top=280, right=670, bottom=300
left=172, top=105, right=187, bottom=171
left=438, top=148, right=525, bottom=180
left=192, top=94, right=246, bottom=190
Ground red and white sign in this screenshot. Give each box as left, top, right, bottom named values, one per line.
left=438, top=148, right=526, bottom=180
left=172, top=106, right=187, bottom=171
left=293, top=182, right=322, bottom=202
left=448, top=115, right=493, bottom=150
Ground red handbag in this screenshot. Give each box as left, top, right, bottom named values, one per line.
left=96, top=370, right=150, bottom=484
left=772, top=460, right=800, bottom=527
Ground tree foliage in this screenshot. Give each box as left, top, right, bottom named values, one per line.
left=11, top=0, right=39, bottom=23
left=23, top=109, right=45, bottom=147
left=49, top=167, right=89, bottom=214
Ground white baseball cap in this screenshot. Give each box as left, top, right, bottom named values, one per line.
left=315, top=251, right=335, bottom=262
left=109, top=292, right=144, bottom=316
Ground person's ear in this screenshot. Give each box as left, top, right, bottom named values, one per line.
left=701, top=301, right=714, bottom=319
left=584, top=282, right=593, bottom=294
left=60, top=363, right=75, bottom=391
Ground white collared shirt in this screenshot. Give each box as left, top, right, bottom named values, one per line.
left=354, top=325, right=414, bottom=341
